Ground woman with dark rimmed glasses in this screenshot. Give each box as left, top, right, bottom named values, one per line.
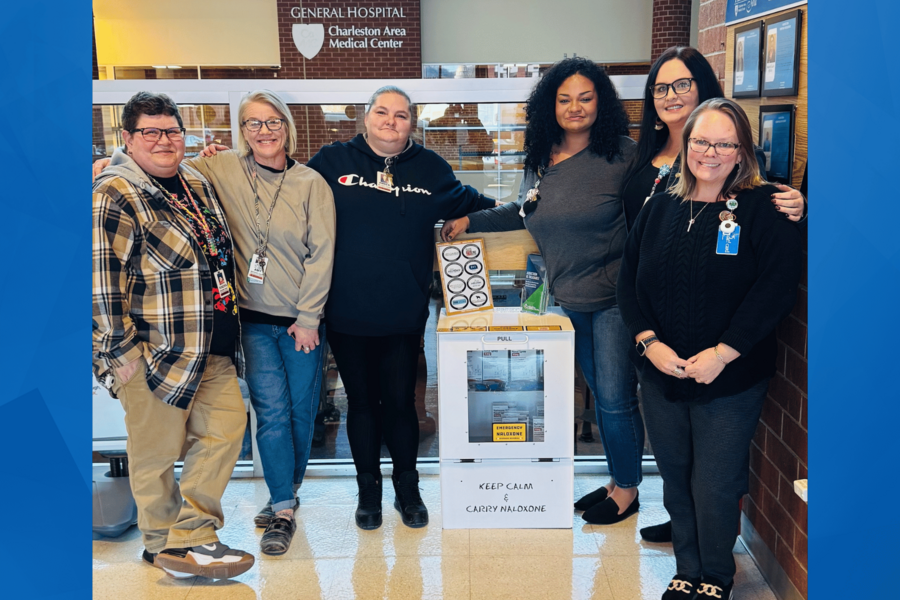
left=617, top=97, right=801, bottom=600
left=617, top=45, right=806, bottom=545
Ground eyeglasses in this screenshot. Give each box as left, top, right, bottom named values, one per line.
left=688, top=138, right=740, bottom=156
left=130, top=127, right=186, bottom=142
left=649, top=77, right=695, bottom=99
left=242, top=118, right=285, bottom=132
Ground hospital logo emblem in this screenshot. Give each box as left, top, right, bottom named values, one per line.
left=293, top=24, right=325, bottom=59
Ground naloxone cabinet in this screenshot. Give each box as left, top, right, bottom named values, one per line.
left=437, top=307, right=574, bottom=528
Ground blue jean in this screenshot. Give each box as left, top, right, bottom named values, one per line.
left=563, top=305, right=643, bottom=488
left=242, top=321, right=326, bottom=512
left=640, top=377, right=768, bottom=584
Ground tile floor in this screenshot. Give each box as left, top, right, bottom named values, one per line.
left=92, top=474, right=777, bottom=600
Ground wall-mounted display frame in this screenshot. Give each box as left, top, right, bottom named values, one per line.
left=762, top=10, right=802, bottom=97
left=758, top=104, right=795, bottom=184
left=733, top=21, right=763, bottom=98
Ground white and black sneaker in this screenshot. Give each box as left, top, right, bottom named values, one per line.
left=155, top=542, right=255, bottom=580
left=661, top=574, right=700, bottom=599
left=697, top=577, right=734, bottom=600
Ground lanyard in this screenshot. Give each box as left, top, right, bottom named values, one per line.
left=151, top=173, right=218, bottom=258
left=250, top=158, right=288, bottom=259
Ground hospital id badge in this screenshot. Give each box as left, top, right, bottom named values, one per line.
left=376, top=171, right=393, bottom=192
left=716, top=224, right=741, bottom=256
left=214, top=269, right=231, bottom=299
left=248, top=253, right=268, bottom=284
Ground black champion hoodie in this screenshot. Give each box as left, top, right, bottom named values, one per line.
left=307, top=134, right=495, bottom=336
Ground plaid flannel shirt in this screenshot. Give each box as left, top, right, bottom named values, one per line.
left=92, top=149, right=242, bottom=409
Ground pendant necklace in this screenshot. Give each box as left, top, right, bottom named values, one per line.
left=687, top=197, right=711, bottom=232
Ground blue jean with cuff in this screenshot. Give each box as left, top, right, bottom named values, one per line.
left=242, top=321, right=326, bottom=513
left=563, top=305, right=643, bottom=488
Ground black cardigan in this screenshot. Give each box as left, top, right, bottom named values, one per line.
left=617, top=185, right=802, bottom=403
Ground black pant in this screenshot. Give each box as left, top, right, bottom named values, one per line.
left=640, top=377, right=768, bottom=584
left=327, top=329, right=422, bottom=478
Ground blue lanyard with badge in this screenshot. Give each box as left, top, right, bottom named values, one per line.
left=716, top=197, right=740, bottom=255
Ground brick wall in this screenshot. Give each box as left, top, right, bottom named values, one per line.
left=651, top=0, right=693, bottom=61
left=697, top=0, right=727, bottom=89
left=277, top=0, right=421, bottom=79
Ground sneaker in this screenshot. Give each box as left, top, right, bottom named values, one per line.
left=155, top=542, right=255, bottom=580
left=260, top=515, right=296, bottom=556
left=355, top=473, right=383, bottom=530
left=392, top=470, right=428, bottom=528
left=697, top=577, right=733, bottom=600
left=661, top=574, right=700, bottom=599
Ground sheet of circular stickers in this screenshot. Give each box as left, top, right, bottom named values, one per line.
left=436, top=238, right=494, bottom=315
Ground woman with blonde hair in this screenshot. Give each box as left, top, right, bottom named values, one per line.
left=617, top=98, right=801, bottom=599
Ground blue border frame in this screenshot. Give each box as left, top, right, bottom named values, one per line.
left=1, top=1, right=893, bottom=598
left=810, top=1, right=900, bottom=599
left=0, top=2, right=91, bottom=597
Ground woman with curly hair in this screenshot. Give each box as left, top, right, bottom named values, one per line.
left=441, top=57, right=643, bottom=525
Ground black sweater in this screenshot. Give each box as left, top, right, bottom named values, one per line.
left=617, top=185, right=801, bottom=403
left=307, top=134, right=495, bottom=336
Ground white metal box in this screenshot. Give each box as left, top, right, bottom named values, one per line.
left=440, top=458, right=574, bottom=529
left=436, top=307, right=575, bottom=528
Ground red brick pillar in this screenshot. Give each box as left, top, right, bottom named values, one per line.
left=697, top=0, right=727, bottom=90
left=651, top=0, right=693, bottom=61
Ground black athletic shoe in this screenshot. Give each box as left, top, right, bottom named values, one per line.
left=155, top=542, right=255, bottom=580
left=697, top=577, right=733, bottom=600
left=574, top=486, right=609, bottom=511
left=641, top=520, right=673, bottom=543
left=392, top=470, right=429, bottom=528
left=661, top=574, right=700, bottom=599
left=355, top=473, right=383, bottom=530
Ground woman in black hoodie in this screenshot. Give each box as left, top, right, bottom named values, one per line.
left=307, top=86, right=495, bottom=531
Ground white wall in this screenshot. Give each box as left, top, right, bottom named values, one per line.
left=421, top=0, right=653, bottom=64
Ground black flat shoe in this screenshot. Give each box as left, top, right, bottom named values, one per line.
left=641, top=520, right=673, bottom=543
left=582, top=490, right=639, bottom=525
left=574, top=486, right=609, bottom=511
left=661, top=574, right=700, bottom=599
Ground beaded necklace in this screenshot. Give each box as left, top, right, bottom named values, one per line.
left=150, top=173, right=219, bottom=258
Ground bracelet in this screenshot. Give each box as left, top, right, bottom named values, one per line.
left=713, top=345, right=728, bottom=365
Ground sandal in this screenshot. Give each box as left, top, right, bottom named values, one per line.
left=254, top=502, right=275, bottom=527
left=254, top=498, right=299, bottom=528
left=260, top=515, right=296, bottom=556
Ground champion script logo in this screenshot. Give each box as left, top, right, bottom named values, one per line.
left=337, top=174, right=432, bottom=198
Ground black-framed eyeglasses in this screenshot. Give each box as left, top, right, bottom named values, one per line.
left=130, top=127, right=186, bottom=142
left=242, top=118, right=285, bottom=132
left=649, top=77, right=695, bottom=99
left=688, top=138, right=740, bottom=156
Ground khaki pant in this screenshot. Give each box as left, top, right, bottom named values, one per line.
left=115, top=355, right=246, bottom=553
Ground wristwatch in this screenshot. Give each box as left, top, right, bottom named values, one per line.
left=635, top=335, right=659, bottom=356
